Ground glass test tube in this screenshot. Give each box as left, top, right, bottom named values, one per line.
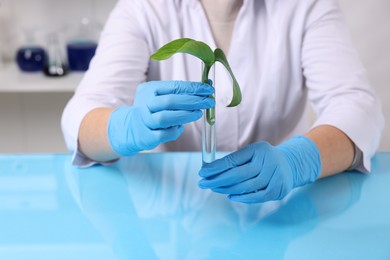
left=202, top=64, right=216, bottom=164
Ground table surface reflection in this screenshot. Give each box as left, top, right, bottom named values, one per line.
left=0, top=152, right=390, bottom=260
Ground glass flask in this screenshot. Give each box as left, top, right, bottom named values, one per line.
left=15, top=29, right=47, bottom=72
left=66, top=17, right=98, bottom=71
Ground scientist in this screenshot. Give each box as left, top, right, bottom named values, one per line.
left=62, top=0, right=384, bottom=203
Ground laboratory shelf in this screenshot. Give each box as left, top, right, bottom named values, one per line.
left=0, top=63, right=83, bottom=93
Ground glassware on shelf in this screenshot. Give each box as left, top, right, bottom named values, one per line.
left=16, top=47, right=46, bottom=72
left=15, top=28, right=47, bottom=72
left=44, top=33, right=68, bottom=77
left=66, top=17, right=99, bottom=72
left=67, top=40, right=97, bottom=71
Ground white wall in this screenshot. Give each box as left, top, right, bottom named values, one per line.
left=337, top=0, right=390, bottom=151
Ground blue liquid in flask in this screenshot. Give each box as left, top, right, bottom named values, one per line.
left=16, top=47, right=47, bottom=72
left=67, top=40, right=97, bottom=71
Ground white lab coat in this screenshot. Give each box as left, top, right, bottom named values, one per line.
left=62, top=0, right=384, bottom=171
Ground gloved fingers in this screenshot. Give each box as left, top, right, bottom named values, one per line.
left=148, top=95, right=215, bottom=113
left=228, top=191, right=272, bottom=204
left=199, top=162, right=277, bottom=194
left=145, top=110, right=203, bottom=129
left=152, top=81, right=214, bottom=96
left=146, top=125, right=185, bottom=146
left=228, top=168, right=291, bottom=203
left=198, top=162, right=260, bottom=189
left=199, top=145, right=256, bottom=177
left=208, top=175, right=270, bottom=195
left=228, top=184, right=287, bottom=204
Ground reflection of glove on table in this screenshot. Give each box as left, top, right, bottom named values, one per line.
left=199, top=136, right=322, bottom=203
left=108, top=81, right=215, bottom=156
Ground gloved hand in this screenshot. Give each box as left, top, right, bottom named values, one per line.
left=198, top=136, right=322, bottom=203
left=108, top=80, right=215, bottom=156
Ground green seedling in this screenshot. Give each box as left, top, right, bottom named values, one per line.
left=150, top=38, right=241, bottom=125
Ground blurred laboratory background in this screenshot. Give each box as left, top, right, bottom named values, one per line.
left=0, top=0, right=116, bottom=153
left=0, top=0, right=389, bottom=153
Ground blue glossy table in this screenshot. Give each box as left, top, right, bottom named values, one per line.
left=0, top=152, right=390, bottom=260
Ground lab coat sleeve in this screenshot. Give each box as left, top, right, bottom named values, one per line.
left=61, top=0, right=150, bottom=166
left=301, top=0, right=384, bottom=172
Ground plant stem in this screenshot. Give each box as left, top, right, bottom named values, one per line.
left=202, top=63, right=216, bottom=164
left=201, top=64, right=215, bottom=125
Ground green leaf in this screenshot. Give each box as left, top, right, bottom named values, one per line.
left=151, top=38, right=242, bottom=111
left=214, top=48, right=242, bottom=107
left=150, top=38, right=215, bottom=66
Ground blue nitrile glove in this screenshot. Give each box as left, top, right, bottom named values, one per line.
left=108, top=81, right=215, bottom=156
left=198, top=136, right=322, bottom=203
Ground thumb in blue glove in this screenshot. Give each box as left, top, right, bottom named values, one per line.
left=108, top=80, right=215, bottom=156
left=198, top=136, right=322, bottom=203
